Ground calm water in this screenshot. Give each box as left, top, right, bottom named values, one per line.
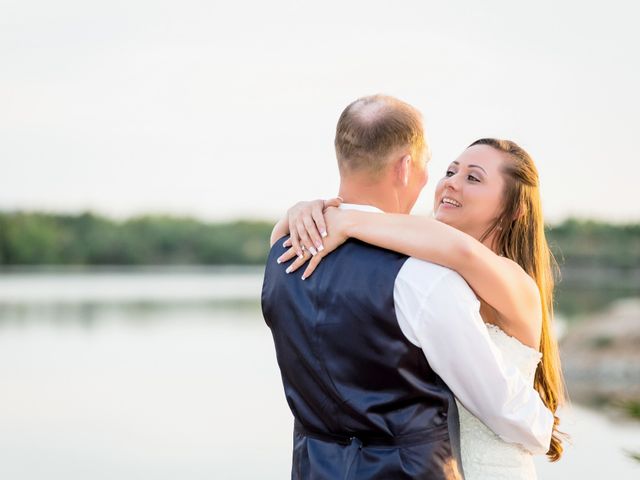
left=0, top=268, right=638, bottom=479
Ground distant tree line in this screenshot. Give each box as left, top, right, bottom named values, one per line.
left=0, top=212, right=271, bottom=265
left=547, top=218, right=640, bottom=270
left=0, top=212, right=638, bottom=269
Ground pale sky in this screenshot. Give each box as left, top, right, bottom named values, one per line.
left=1, top=0, right=639, bottom=223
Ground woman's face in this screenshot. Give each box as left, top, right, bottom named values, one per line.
left=433, top=144, right=507, bottom=241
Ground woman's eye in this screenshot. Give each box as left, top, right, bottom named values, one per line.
left=468, top=175, right=479, bottom=182
left=445, top=170, right=455, bottom=177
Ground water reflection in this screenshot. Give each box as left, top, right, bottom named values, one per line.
left=0, top=303, right=291, bottom=479
left=0, top=268, right=638, bottom=479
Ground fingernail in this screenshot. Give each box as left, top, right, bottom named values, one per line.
left=321, top=230, right=327, bottom=238
left=298, top=252, right=303, bottom=259
left=282, top=241, right=287, bottom=248
left=301, top=275, right=306, bottom=280
left=317, top=245, right=324, bottom=252
left=286, top=266, right=292, bottom=274
left=309, top=247, right=317, bottom=256
left=277, top=258, right=282, bottom=264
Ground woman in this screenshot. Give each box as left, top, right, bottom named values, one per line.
left=272, top=138, right=566, bottom=479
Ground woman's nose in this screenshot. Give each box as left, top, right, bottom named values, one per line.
left=443, top=174, right=459, bottom=190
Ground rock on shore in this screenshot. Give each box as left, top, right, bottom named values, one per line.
left=560, top=298, right=640, bottom=406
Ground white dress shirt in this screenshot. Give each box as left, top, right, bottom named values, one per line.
left=339, top=203, right=554, bottom=455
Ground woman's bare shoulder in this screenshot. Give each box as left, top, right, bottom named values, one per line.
left=495, top=256, right=542, bottom=349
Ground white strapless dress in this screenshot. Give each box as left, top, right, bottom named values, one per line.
left=456, top=323, right=542, bottom=480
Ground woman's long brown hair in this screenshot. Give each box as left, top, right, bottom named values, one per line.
left=470, top=138, right=567, bottom=461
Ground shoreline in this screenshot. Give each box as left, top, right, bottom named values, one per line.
left=560, top=298, right=640, bottom=420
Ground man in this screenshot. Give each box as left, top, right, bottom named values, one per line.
left=262, top=94, right=552, bottom=479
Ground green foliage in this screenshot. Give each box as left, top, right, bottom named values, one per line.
left=624, top=400, right=640, bottom=420
left=0, top=212, right=638, bottom=267
left=546, top=218, right=640, bottom=269
left=622, top=400, right=640, bottom=463
left=590, top=335, right=614, bottom=349
left=0, top=211, right=273, bottom=265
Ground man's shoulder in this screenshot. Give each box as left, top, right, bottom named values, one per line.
left=398, top=256, right=458, bottom=283
left=396, top=257, right=475, bottom=298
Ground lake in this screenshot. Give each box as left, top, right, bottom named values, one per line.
left=0, top=267, right=638, bottom=479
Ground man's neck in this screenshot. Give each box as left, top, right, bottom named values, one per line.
left=338, top=181, right=403, bottom=214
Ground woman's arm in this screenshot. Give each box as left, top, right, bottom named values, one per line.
left=342, top=210, right=542, bottom=337
left=270, top=216, right=290, bottom=247
left=278, top=204, right=541, bottom=346
left=270, top=197, right=343, bottom=251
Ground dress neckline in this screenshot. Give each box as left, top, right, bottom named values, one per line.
left=484, top=323, right=542, bottom=359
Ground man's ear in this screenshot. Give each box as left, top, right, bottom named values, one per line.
left=397, top=154, right=412, bottom=186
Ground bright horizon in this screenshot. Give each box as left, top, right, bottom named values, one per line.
left=2, top=1, right=639, bottom=223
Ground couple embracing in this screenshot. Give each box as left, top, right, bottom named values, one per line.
left=261, top=94, right=565, bottom=479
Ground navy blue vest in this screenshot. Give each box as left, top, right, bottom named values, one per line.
left=262, top=236, right=464, bottom=479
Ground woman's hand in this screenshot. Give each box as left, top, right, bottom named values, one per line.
left=283, top=197, right=342, bottom=258
left=277, top=201, right=351, bottom=279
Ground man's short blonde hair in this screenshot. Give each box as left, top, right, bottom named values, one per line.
left=334, top=94, right=428, bottom=177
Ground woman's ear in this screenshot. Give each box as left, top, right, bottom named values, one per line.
left=513, top=206, right=525, bottom=221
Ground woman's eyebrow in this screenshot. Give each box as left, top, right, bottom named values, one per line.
left=452, top=161, right=487, bottom=175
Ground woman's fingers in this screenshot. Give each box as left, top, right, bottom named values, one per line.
left=288, top=224, right=303, bottom=258
left=284, top=249, right=322, bottom=278
left=311, top=206, right=328, bottom=240
left=284, top=249, right=311, bottom=274
left=277, top=246, right=298, bottom=264
left=301, top=254, right=323, bottom=280
left=302, top=214, right=324, bottom=252
left=323, top=196, right=343, bottom=210
left=295, top=219, right=317, bottom=255
left=311, top=197, right=342, bottom=238
left=275, top=195, right=343, bottom=277
left=298, top=199, right=325, bottom=252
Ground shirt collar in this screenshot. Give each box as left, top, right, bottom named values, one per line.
left=338, top=203, right=384, bottom=214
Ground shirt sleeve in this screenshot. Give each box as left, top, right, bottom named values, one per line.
left=394, top=258, right=554, bottom=455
